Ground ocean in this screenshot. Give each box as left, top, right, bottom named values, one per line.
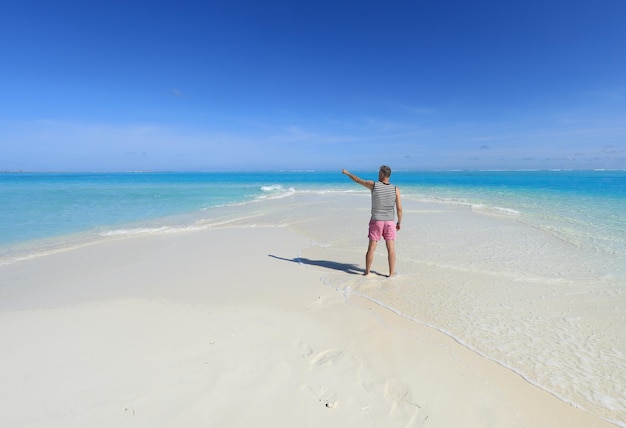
left=1, top=170, right=625, bottom=424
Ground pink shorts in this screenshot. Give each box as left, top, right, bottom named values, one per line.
left=368, top=220, right=396, bottom=241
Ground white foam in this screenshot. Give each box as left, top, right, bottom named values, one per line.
left=99, top=227, right=171, bottom=236
left=258, top=185, right=296, bottom=199
left=471, top=204, right=521, bottom=216
left=260, top=184, right=285, bottom=192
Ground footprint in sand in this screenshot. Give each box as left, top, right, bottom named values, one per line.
left=310, top=349, right=344, bottom=367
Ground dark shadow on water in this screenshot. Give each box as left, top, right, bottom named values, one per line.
left=268, top=254, right=366, bottom=275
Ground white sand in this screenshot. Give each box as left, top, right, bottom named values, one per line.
left=0, top=201, right=617, bottom=427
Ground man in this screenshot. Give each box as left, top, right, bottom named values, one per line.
left=342, top=166, right=402, bottom=277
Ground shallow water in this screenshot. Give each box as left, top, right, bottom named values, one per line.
left=297, top=195, right=626, bottom=426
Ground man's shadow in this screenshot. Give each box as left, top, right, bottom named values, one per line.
left=268, top=254, right=386, bottom=277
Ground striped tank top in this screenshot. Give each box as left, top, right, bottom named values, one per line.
left=371, top=181, right=397, bottom=221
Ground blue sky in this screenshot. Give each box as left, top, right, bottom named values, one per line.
left=1, top=0, right=625, bottom=171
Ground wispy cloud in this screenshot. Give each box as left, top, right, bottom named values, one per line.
left=584, top=86, right=626, bottom=101
left=3, top=103, right=626, bottom=171
left=391, top=102, right=436, bottom=115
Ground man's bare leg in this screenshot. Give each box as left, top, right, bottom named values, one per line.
left=385, top=239, right=396, bottom=277
left=365, top=240, right=377, bottom=275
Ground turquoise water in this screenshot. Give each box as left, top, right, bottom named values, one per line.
left=1, top=170, right=626, bottom=423
left=0, top=172, right=288, bottom=245
left=3, top=170, right=624, bottom=260
left=398, top=171, right=626, bottom=263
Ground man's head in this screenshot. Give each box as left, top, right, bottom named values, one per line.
left=379, top=165, right=392, bottom=180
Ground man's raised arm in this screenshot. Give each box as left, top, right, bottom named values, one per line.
left=342, top=169, right=374, bottom=190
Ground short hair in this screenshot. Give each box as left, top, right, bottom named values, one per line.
left=379, top=165, right=392, bottom=178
